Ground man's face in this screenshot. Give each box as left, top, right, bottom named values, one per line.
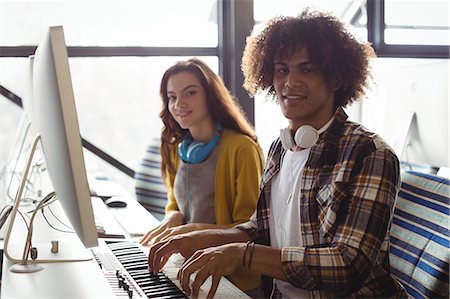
left=273, top=47, right=335, bottom=131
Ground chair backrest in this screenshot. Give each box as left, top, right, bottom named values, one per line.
left=390, top=170, right=449, bottom=298
left=134, top=138, right=167, bottom=221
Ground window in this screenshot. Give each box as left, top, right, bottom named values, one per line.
left=384, top=0, right=449, bottom=46
left=1, top=0, right=448, bottom=193
left=1, top=1, right=218, bottom=47
left=252, top=0, right=449, bottom=170
left=0, top=1, right=219, bottom=194
left=367, top=0, right=449, bottom=58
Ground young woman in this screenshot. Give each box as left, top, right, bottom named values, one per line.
left=140, top=58, right=263, bottom=292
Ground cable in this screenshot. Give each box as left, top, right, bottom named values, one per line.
left=44, top=203, right=74, bottom=231
left=184, top=163, right=191, bottom=223
left=16, top=209, right=30, bottom=231
left=41, top=208, right=74, bottom=234
left=6, top=120, right=32, bottom=201
left=403, top=142, right=413, bottom=171
left=26, top=192, right=56, bottom=213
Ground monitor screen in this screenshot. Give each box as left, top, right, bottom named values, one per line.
left=32, top=26, right=98, bottom=248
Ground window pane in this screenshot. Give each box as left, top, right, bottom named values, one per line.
left=1, top=0, right=218, bottom=47
left=255, top=0, right=354, bottom=21
left=0, top=58, right=28, bottom=169
left=0, top=56, right=218, bottom=193
left=385, top=0, right=449, bottom=45
left=253, top=0, right=367, bottom=41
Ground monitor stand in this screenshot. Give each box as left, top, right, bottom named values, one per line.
left=3, top=135, right=92, bottom=273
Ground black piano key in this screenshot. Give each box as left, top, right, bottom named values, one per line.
left=117, top=254, right=147, bottom=262
left=143, top=286, right=184, bottom=296
left=121, top=262, right=145, bottom=268
left=123, top=264, right=148, bottom=271
left=151, top=295, right=188, bottom=299
left=146, top=288, right=186, bottom=298
left=106, top=241, right=188, bottom=299
left=135, top=277, right=173, bottom=288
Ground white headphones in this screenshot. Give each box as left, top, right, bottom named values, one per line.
left=280, top=125, right=320, bottom=150
left=280, top=118, right=334, bottom=150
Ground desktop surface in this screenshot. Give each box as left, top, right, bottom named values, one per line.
left=1, top=175, right=250, bottom=299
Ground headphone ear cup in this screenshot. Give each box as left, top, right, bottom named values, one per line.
left=280, top=127, right=295, bottom=150
left=178, top=136, right=191, bottom=162
left=186, top=141, right=203, bottom=162
left=178, top=130, right=221, bottom=164
left=294, top=125, right=319, bottom=148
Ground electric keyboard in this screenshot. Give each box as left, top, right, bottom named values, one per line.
left=92, top=240, right=251, bottom=299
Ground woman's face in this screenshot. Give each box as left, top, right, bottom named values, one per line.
left=167, top=71, right=213, bottom=134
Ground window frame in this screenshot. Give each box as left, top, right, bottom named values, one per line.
left=1, top=0, right=447, bottom=176
left=367, top=0, right=449, bottom=58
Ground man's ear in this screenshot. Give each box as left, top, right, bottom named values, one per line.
left=330, top=78, right=342, bottom=91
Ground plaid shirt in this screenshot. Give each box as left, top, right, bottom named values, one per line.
left=237, top=108, right=407, bottom=298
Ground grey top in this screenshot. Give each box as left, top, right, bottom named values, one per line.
left=173, top=146, right=219, bottom=224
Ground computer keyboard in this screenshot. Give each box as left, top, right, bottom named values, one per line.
left=91, top=196, right=126, bottom=239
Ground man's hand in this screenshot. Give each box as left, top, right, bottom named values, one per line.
left=148, top=231, right=206, bottom=274
left=177, top=242, right=247, bottom=299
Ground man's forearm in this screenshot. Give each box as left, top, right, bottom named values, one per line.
left=193, top=227, right=251, bottom=249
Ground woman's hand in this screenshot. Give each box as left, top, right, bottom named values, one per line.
left=177, top=242, right=247, bottom=299
left=140, top=211, right=184, bottom=246
left=150, top=223, right=200, bottom=244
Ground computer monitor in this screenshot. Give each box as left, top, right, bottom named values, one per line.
left=32, top=25, right=98, bottom=248
left=3, top=26, right=98, bottom=272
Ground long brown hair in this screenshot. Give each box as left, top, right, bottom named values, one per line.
left=159, top=58, right=258, bottom=181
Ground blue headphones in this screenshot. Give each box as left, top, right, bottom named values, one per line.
left=178, top=124, right=223, bottom=164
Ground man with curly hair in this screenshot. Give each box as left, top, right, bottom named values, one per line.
left=148, top=9, right=407, bottom=298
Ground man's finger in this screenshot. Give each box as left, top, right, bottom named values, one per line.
left=207, top=275, right=221, bottom=299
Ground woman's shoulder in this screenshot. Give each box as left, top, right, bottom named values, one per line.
left=221, top=128, right=258, bottom=148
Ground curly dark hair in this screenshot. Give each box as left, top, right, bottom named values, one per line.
left=241, top=8, right=376, bottom=108
left=159, top=58, right=258, bottom=180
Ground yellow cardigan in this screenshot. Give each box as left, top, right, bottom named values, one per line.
left=164, top=128, right=264, bottom=291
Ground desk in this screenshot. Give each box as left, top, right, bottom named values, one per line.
left=1, top=199, right=115, bottom=298
left=0, top=174, right=158, bottom=298
left=1, top=176, right=250, bottom=299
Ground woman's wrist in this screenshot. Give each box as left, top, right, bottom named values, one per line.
left=166, top=211, right=184, bottom=225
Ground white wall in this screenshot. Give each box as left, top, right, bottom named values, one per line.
left=361, top=58, right=449, bottom=169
